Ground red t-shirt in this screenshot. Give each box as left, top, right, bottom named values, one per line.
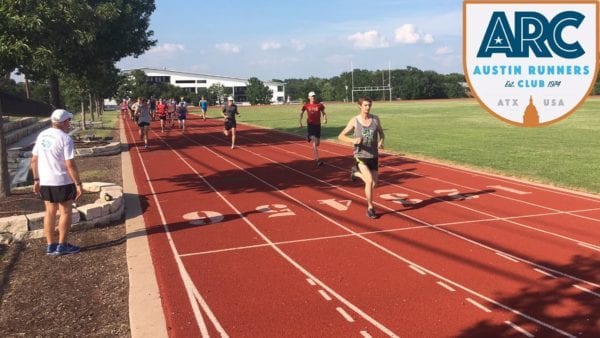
left=302, top=102, right=325, bottom=125
left=156, top=103, right=167, bottom=116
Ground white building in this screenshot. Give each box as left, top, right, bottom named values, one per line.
left=125, top=68, right=285, bottom=104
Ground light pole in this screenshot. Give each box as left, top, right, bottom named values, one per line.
left=345, top=85, right=348, bottom=103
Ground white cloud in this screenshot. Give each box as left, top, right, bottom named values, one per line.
left=215, top=42, right=241, bottom=54
left=394, top=24, right=420, bottom=44
left=435, top=46, right=453, bottom=55
left=394, top=24, right=435, bottom=44
left=148, top=43, right=185, bottom=54
left=423, top=34, right=435, bottom=44
left=348, top=30, right=389, bottom=49
left=261, top=41, right=281, bottom=51
left=290, top=38, right=306, bottom=51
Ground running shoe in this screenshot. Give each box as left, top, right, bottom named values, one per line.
left=46, top=243, right=58, bottom=255
left=316, top=160, right=324, bottom=167
left=350, top=166, right=358, bottom=182
left=53, top=243, right=81, bottom=255
left=367, top=208, right=377, bottom=219
left=144, top=144, right=148, bottom=150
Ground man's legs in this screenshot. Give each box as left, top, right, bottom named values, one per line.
left=43, top=201, right=59, bottom=246
left=57, top=200, right=73, bottom=244
left=231, top=128, right=236, bottom=148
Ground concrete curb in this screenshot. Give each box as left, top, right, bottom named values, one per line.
left=121, top=116, right=168, bottom=338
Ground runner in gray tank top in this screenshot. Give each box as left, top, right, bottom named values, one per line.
left=338, top=97, right=385, bottom=219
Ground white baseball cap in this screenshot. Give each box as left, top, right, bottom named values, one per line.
left=50, top=109, right=73, bottom=123
left=308, top=91, right=316, bottom=97
left=227, top=96, right=234, bottom=101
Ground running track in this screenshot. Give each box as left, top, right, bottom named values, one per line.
left=122, top=113, right=599, bottom=337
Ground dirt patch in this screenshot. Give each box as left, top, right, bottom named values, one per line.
left=0, top=137, right=130, bottom=336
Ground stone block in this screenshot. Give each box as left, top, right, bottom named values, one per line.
left=77, top=203, right=103, bottom=221
left=0, top=215, right=28, bottom=234
left=27, top=211, right=46, bottom=231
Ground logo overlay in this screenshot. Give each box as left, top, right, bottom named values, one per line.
left=464, top=0, right=598, bottom=127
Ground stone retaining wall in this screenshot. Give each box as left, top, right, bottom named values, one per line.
left=0, top=182, right=124, bottom=244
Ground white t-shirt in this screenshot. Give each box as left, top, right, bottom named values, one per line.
left=32, top=127, right=75, bottom=186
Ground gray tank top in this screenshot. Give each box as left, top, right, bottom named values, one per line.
left=353, top=115, right=379, bottom=159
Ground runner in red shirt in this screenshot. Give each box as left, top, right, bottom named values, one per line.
left=299, top=91, right=327, bottom=167
left=156, top=98, right=168, bottom=132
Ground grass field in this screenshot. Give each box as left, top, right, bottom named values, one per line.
left=222, top=97, right=600, bottom=194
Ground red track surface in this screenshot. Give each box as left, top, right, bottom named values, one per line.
left=122, top=113, right=600, bottom=337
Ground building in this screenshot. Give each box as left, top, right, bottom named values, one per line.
left=125, top=68, right=285, bottom=104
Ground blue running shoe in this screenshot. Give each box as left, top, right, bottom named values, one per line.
left=53, top=243, right=81, bottom=255
left=46, top=243, right=58, bottom=255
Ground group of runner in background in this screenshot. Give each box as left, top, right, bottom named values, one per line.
left=119, top=92, right=383, bottom=219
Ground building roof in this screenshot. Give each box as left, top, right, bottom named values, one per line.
left=124, top=67, right=284, bottom=86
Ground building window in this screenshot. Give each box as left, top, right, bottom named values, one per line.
left=148, top=76, right=170, bottom=83
left=277, top=85, right=284, bottom=92
left=197, top=80, right=207, bottom=84
left=176, top=80, right=196, bottom=84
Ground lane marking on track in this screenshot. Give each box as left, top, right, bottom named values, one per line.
left=180, top=209, right=600, bottom=258
left=505, top=321, right=535, bottom=337
left=466, top=298, right=492, bottom=313
left=336, top=307, right=355, bottom=323
left=577, top=242, right=600, bottom=252
left=237, top=132, right=600, bottom=253
left=228, top=132, right=600, bottom=295
left=573, top=285, right=600, bottom=298
left=179, top=127, right=580, bottom=337
left=318, top=290, right=332, bottom=301
left=495, top=252, right=520, bottom=263
left=125, top=120, right=226, bottom=337
left=533, top=268, right=557, bottom=279
left=360, top=331, right=373, bottom=338
left=157, top=134, right=400, bottom=338
left=487, top=185, right=531, bottom=195
left=437, top=281, right=456, bottom=292
left=307, top=278, right=317, bottom=286
left=409, top=265, right=427, bottom=275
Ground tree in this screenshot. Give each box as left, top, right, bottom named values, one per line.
left=246, top=77, right=273, bottom=105
left=208, top=83, right=226, bottom=106
left=0, top=0, right=156, bottom=108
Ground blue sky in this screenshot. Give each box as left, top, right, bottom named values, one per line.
left=117, top=0, right=462, bottom=81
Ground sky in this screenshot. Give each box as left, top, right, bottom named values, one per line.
left=117, top=0, right=463, bottom=81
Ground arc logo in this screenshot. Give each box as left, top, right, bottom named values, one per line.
left=463, top=0, right=598, bottom=127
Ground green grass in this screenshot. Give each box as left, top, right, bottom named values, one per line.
left=234, top=97, right=600, bottom=194
left=73, top=109, right=120, bottom=139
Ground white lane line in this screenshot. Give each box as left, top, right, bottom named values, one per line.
left=318, top=290, right=332, bottom=301
left=180, top=209, right=600, bottom=258
left=505, top=321, right=535, bottom=337
left=573, top=285, right=600, bottom=298
left=307, top=278, right=317, bottom=286
left=234, top=136, right=600, bottom=287
left=360, top=331, right=372, bottom=338
left=188, top=129, right=579, bottom=337
left=162, top=136, right=399, bottom=338
left=466, top=298, right=492, bottom=313
left=250, top=132, right=600, bottom=249
left=336, top=307, right=355, bottom=323
left=409, top=265, right=427, bottom=275
left=487, top=185, right=531, bottom=195
left=577, top=242, right=600, bottom=252
left=533, top=268, right=557, bottom=279
left=495, top=252, right=520, bottom=263
left=437, top=281, right=456, bottom=292
left=126, top=120, right=223, bottom=337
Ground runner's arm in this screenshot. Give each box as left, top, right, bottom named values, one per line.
left=338, top=118, right=360, bottom=145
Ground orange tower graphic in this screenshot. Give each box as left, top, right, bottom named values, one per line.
left=522, top=96, right=540, bottom=127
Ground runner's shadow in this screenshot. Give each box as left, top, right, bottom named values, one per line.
left=403, top=189, right=496, bottom=211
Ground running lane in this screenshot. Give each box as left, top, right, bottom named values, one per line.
left=124, top=115, right=599, bottom=337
